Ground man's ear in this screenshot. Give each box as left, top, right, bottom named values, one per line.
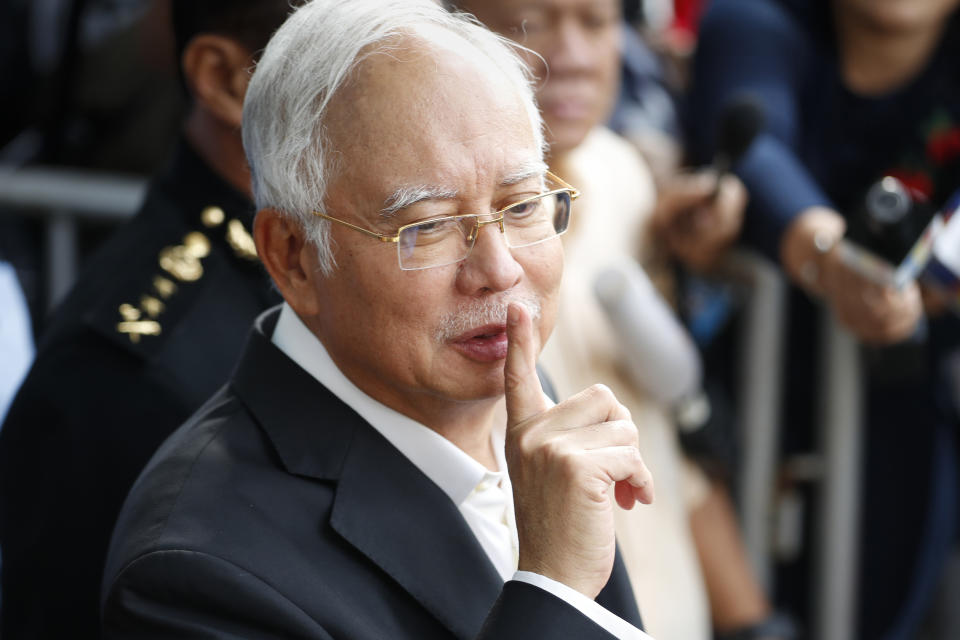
left=181, top=34, right=253, bottom=129
left=255, top=209, right=324, bottom=317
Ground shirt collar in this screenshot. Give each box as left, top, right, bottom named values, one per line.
left=270, top=302, right=503, bottom=505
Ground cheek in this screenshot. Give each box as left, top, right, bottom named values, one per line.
left=596, top=44, right=621, bottom=109
left=372, top=270, right=453, bottom=346
left=532, top=248, right=563, bottom=352
left=522, top=241, right=564, bottom=302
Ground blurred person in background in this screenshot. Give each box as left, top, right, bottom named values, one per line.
left=688, top=0, right=960, bottom=637
left=0, top=2, right=296, bottom=637
left=450, top=1, right=793, bottom=638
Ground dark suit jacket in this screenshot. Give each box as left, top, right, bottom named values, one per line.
left=0, top=141, right=276, bottom=639
left=102, top=308, right=644, bottom=639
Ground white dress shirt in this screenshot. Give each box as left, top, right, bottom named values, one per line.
left=272, top=303, right=653, bottom=639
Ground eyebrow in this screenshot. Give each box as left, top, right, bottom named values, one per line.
left=380, top=185, right=458, bottom=218
left=379, top=159, right=549, bottom=218
left=501, top=160, right=549, bottom=187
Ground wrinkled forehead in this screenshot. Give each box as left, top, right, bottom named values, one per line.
left=324, top=31, right=542, bottom=205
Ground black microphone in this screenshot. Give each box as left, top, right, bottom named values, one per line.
left=711, top=96, right=765, bottom=197
left=847, top=176, right=936, bottom=266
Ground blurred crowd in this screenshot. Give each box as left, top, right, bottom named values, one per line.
left=0, top=0, right=958, bottom=639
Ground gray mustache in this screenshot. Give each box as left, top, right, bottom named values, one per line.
left=435, top=293, right=542, bottom=342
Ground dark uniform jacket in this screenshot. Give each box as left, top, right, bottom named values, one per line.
left=0, top=141, right=276, bottom=639
left=102, top=307, right=645, bottom=639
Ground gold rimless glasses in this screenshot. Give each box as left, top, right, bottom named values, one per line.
left=312, top=171, right=580, bottom=270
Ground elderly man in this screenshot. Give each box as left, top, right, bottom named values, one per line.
left=102, top=1, right=656, bottom=638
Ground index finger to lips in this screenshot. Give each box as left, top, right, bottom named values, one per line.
left=504, top=302, right=548, bottom=427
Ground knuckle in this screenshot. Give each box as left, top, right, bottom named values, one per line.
left=514, top=428, right=540, bottom=457
left=588, top=383, right=616, bottom=405
left=539, top=438, right=567, bottom=466
left=538, top=440, right=582, bottom=477
left=609, top=419, right=638, bottom=442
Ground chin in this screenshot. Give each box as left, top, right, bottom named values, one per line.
left=546, top=123, right=593, bottom=157
left=429, top=354, right=507, bottom=403
left=443, top=377, right=506, bottom=404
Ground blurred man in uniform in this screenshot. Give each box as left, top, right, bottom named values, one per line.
left=0, top=2, right=295, bottom=637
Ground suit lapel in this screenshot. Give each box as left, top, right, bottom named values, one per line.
left=233, top=308, right=504, bottom=639
left=598, top=546, right=644, bottom=629
left=331, top=422, right=504, bottom=639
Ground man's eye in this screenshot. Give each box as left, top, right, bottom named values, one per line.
left=413, top=218, right=457, bottom=235
left=506, top=199, right=542, bottom=219
left=583, top=12, right=617, bottom=31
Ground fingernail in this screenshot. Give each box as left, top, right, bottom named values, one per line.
left=507, top=304, right=518, bottom=327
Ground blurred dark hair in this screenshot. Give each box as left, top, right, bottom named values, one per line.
left=172, top=0, right=296, bottom=63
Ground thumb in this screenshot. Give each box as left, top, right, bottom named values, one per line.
left=504, top=302, right=547, bottom=427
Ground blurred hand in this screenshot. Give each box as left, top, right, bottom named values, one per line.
left=920, top=282, right=953, bottom=317
left=653, top=170, right=748, bottom=270
left=503, top=303, right=654, bottom=599
left=781, top=207, right=923, bottom=345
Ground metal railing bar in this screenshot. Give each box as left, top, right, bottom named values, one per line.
left=0, top=166, right=146, bottom=220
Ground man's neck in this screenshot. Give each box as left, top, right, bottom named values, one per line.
left=835, top=7, right=947, bottom=95
left=370, top=385, right=502, bottom=471
left=184, top=108, right=253, bottom=199
left=432, top=403, right=501, bottom=471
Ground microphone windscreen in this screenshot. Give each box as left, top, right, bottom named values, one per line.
left=593, top=260, right=703, bottom=405
left=716, top=95, right=765, bottom=166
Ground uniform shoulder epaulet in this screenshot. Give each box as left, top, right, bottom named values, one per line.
left=87, top=204, right=259, bottom=360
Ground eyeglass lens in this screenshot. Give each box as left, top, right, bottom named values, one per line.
left=397, top=191, right=571, bottom=270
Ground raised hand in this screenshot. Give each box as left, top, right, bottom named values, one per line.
left=781, top=206, right=923, bottom=345
left=503, top=302, right=654, bottom=599
left=653, top=170, right=747, bottom=271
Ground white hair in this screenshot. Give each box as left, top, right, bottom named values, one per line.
left=242, top=0, right=545, bottom=273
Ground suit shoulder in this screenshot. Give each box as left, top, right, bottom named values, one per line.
left=103, top=548, right=324, bottom=638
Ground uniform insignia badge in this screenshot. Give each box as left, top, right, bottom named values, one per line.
left=140, top=295, right=166, bottom=318
left=115, top=304, right=161, bottom=343
left=201, top=206, right=226, bottom=228
left=159, top=232, right=211, bottom=282
left=226, top=219, right=258, bottom=261
left=152, top=276, right=177, bottom=299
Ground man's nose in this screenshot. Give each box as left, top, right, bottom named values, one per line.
left=545, top=20, right=596, bottom=74
left=456, top=222, right=522, bottom=293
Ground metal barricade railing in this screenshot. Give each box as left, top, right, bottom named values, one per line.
left=0, top=166, right=146, bottom=309
left=718, top=250, right=788, bottom=591
left=721, top=250, right=863, bottom=640
left=813, top=314, right=863, bottom=640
